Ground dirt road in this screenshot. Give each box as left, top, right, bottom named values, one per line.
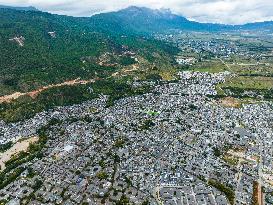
left=0, top=78, right=95, bottom=104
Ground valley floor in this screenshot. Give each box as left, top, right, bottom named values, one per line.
left=0, top=71, right=272, bottom=205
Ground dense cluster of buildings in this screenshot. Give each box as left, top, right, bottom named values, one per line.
left=156, top=33, right=268, bottom=61
left=0, top=71, right=273, bottom=204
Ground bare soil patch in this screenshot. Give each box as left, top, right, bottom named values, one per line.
left=219, top=97, right=241, bottom=108
left=0, top=137, right=39, bottom=170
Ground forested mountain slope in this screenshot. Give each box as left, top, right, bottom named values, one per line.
left=92, top=6, right=273, bottom=34
left=0, top=6, right=272, bottom=122
left=0, top=8, right=177, bottom=95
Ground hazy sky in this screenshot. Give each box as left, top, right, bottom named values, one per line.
left=0, top=0, right=273, bottom=24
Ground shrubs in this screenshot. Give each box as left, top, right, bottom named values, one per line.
left=0, top=141, right=13, bottom=152
left=32, top=179, right=43, bottom=191
left=0, top=119, right=56, bottom=189
left=0, top=79, right=151, bottom=123
left=0, top=167, right=25, bottom=189
left=208, top=179, right=235, bottom=205
left=119, top=56, right=136, bottom=66
left=97, top=171, right=109, bottom=180
left=146, top=74, right=162, bottom=82
left=114, top=138, right=126, bottom=148
left=116, top=195, right=130, bottom=205
left=213, top=147, right=222, bottom=157
left=252, top=181, right=259, bottom=205
left=139, top=119, right=155, bottom=130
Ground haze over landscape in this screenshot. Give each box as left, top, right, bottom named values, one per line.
left=0, top=1, right=273, bottom=205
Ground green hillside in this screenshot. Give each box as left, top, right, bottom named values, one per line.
left=0, top=8, right=178, bottom=96
left=0, top=8, right=179, bottom=122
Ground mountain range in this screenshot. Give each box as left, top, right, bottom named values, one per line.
left=0, top=5, right=38, bottom=11
left=0, top=5, right=272, bottom=95
left=1, top=5, right=273, bottom=34
left=0, top=5, right=178, bottom=96
left=102, top=6, right=273, bottom=33
left=0, top=5, right=272, bottom=122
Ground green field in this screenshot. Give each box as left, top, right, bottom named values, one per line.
left=190, top=59, right=228, bottom=73
left=216, top=75, right=273, bottom=100
left=221, top=76, right=273, bottom=90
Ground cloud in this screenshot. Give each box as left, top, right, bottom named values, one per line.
left=0, top=0, right=273, bottom=24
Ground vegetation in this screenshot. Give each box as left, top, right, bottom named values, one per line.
left=0, top=200, right=7, bottom=205
left=97, top=171, right=109, bottom=180
left=32, top=178, right=43, bottom=191
left=221, top=76, right=273, bottom=90
left=116, top=195, right=130, bottom=205
left=0, top=141, right=13, bottom=152
left=139, top=119, right=155, bottom=130
left=208, top=179, right=235, bottom=205
left=252, top=181, right=259, bottom=205
left=142, top=200, right=149, bottom=205
left=146, top=74, right=163, bottom=81
left=119, top=56, right=136, bottom=66
left=146, top=110, right=160, bottom=116
left=0, top=78, right=151, bottom=122
left=191, top=60, right=228, bottom=73
left=0, top=8, right=182, bottom=123
left=189, top=104, right=198, bottom=110
left=0, top=9, right=109, bottom=94
left=213, top=147, right=222, bottom=157
left=207, top=64, right=273, bottom=100
left=114, top=138, right=126, bottom=148
left=0, top=119, right=58, bottom=189
left=0, top=8, right=178, bottom=96
left=222, top=154, right=239, bottom=166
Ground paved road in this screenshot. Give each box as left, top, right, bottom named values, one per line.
left=234, top=157, right=243, bottom=204
left=257, top=135, right=264, bottom=205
